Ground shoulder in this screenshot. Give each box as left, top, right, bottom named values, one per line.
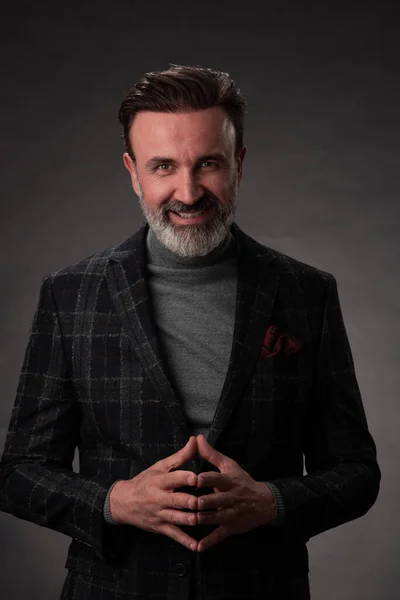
left=234, top=224, right=337, bottom=311
left=42, top=226, right=145, bottom=290
left=269, top=246, right=334, bottom=285
left=39, top=232, right=137, bottom=299
left=236, top=224, right=335, bottom=287
left=43, top=244, right=116, bottom=289
left=267, top=246, right=337, bottom=309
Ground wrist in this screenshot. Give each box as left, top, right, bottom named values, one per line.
left=261, top=481, right=285, bottom=526
left=104, top=480, right=124, bottom=525
left=256, top=481, right=276, bottom=525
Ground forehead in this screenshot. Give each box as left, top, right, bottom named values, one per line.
left=129, top=107, right=235, bottom=156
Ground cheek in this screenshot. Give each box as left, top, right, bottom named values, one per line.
left=205, top=172, right=236, bottom=200
left=218, top=179, right=238, bottom=205
left=141, top=179, right=173, bottom=208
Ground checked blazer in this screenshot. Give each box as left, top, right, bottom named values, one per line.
left=0, top=221, right=380, bottom=600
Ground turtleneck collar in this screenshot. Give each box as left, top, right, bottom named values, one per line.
left=145, top=223, right=237, bottom=268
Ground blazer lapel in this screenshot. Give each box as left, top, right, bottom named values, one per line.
left=105, top=222, right=192, bottom=447
left=198, top=223, right=280, bottom=470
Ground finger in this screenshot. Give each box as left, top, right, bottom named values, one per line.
left=198, top=491, right=233, bottom=510
left=196, top=435, right=236, bottom=471
left=160, top=508, right=198, bottom=527
left=197, top=507, right=235, bottom=525
left=159, top=490, right=198, bottom=511
left=156, top=437, right=198, bottom=474
left=197, top=525, right=229, bottom=552
left=197, top=472, right=232, bottom=491
left=160, top=470, right=198, bottom=490
left=159, top=523, right=198, bottom=552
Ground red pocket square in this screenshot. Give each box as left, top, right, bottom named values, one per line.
left=261, top=325, right=304, bottom=358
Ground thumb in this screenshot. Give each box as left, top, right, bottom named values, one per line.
left=160, top=436, right=198, bottom=473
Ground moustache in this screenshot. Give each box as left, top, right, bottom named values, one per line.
left=165, top=197, right=218, bottom=215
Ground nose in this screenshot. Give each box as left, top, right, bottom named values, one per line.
left=174, top=170, right=203, bottom=205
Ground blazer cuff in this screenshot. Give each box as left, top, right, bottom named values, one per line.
left=262, top=481, right=286, bottom=526
left=103, top=480, right=123, bottom=525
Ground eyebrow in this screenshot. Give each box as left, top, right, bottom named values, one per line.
left=144, top=152, right=229, bottom=170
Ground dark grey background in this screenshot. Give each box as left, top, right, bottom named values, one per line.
left=1, top=1, right=398, bottom=598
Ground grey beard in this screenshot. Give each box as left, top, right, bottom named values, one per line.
left=137, top=187, right=239, bottom=259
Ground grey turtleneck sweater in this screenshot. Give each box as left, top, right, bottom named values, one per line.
left=103, top=225, right=285, bottom=526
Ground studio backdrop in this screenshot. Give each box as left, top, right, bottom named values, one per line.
left=1, top=2, right=398, bottom=599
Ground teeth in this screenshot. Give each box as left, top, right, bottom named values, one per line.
left=175, top=209, right=206, bottom=218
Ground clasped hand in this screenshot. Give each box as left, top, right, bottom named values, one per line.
left=190, top=434, right=276, bottom=552
left=110, top=434, right=277, bottom=553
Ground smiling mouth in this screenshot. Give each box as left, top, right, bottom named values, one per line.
left=167, top=206, right=215, bottom=224
left=170, top=208, right=209, bottom=218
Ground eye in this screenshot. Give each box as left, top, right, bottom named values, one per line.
left=156, top=163, right=172, bottom=171
left=200, top=161, right=218, bottom=169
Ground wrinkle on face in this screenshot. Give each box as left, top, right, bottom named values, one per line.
left=123, top=107, right=245, bottom=258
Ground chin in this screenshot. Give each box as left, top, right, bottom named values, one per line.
left=156, top=219, right=231, bottom=258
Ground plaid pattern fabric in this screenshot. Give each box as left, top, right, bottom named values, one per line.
left=0, top=222, right=380, bottom=600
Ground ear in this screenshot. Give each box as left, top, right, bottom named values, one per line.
left=123, top=152, right=141, bottom=196
left=237, top=146, right=247, bottom=184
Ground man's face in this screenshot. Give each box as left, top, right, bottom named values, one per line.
left=123, top=107, right=246, bottom=257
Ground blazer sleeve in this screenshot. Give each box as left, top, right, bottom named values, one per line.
left=270, top=274, right=381, bottom=541
left=0, top=276, right=127, bottom=562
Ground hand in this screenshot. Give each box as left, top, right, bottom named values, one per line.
left=195, top=434, right=276, bottom=552
left=109, top=436, right=200, bottom=552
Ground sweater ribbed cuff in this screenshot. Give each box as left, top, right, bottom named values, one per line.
left=103, top=480, right=123, bottom=526
left=262, top=481, right=286, bottom=526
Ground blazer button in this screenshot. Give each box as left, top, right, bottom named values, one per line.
left=176, top=563, right=188, bottom=577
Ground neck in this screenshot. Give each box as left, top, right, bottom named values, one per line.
left=145, top=225, right=236, bottom=268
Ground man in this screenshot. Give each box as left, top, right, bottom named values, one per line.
left=0, top=64, right=380, bottom=600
